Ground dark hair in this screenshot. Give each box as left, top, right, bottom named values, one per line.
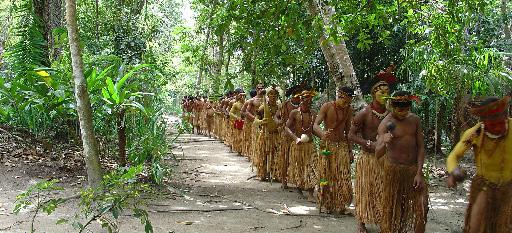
left=338, top=86, right=355, bottom=97
left=391, top=90, right=412, bottom=108
left=250, top=89, right=257, bottom=98
left=392, top=90, right=411, bottom=97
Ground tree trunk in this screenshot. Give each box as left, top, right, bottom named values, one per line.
left=65, top=0, right=103, bottom=188
left=306, top=0, right=364, bottom=107
left=117, top=110, right=126, bottom=166
left=198, top=28, right=211, bottom=86
left=502, top=0, right=511, bottom=40
left=435, top=101, right=446, bottom=156
left=502, top=0, right=512, bottom=69
left=33, top=0, right=64, bottom=62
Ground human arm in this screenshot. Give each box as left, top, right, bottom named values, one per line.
left=245, top=100, right=257, bottom=121
left=375, top=118, right=392, bottom=158
left=285, top=110, right=300, bottom=143
left=240, top=101, right=249, bottom=119
left=348, top=109, right=373, bottom=149
left=345, top=107, right=354, bottom=162
left=313, top=104, right=327, bottom=139
left=414, top=117, right=426, bottom=189
left=446, top=126, right=476, bottom=187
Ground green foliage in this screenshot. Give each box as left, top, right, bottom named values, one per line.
left=13, top=166, right=154, bottom=233
left=13, top=179, right=65, bottom=233
left=127, top=109, right=170, bottom=185
left=69, top=165, right=153, bottom=233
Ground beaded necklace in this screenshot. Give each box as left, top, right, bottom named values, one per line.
left=370, top=102, right=388, bottom=120
left=299, top=109, right=313, bottom=133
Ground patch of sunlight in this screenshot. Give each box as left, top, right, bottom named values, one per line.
left=287, top=205, right=317, bottom=215
left=314, top=225, right=322, bottom=229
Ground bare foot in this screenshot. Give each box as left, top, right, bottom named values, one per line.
left=296, top=188, right=304, bottom=196
left=358, top=222, right=368, bottom=233
left=307, top=190, right=316, bottom=203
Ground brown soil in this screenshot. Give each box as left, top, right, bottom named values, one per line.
left=0, top=118, right=469, bottom=232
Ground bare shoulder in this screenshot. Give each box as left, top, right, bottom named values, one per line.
left=408, top=113, right=421, bottom=123
left=355, top=106, right=370, bottom=118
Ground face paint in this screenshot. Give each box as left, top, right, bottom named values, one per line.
left=335, top=92, right=352, bottom=108
left=268, top=91, right=278, bottom=103
left=374, top=86, right=390, bottom=105
left=256, top=84, right=264, bottom=95
left=483, top=116, right=508, bottom=136
left=392, top=106, right=410, bottom=120
left=300, top=97, right=312, bottom=112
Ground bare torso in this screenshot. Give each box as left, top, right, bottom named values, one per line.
left=315, top=101, right=353, bottom=142
left=287, top=109, right=316, bottom=140
left=380, top=114, right=420, bottom=165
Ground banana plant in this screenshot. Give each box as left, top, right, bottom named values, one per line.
left=100, top=64, right=152, bottom=166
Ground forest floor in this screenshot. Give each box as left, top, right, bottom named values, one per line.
left=0, top=117, right=472, bottom=233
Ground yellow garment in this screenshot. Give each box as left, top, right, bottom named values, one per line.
left=229, top=102, right=243, bottom=120
left=446, top=118, right=512, bottom=184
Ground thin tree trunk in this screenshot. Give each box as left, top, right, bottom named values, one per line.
left=502, top=0, right=511, bottom=68
left=306, top=0, right=364, bottom=107
left=95, top=0, right=99, bottom=44
left=502, top=0, right=511, bottom=40
left=65, top=0, right=103, bottom=187
left=117, top=110, right=126, bottom=166
left=197, top=28, right=211, bottom=86
left=33, top=0, right=64, bottom=61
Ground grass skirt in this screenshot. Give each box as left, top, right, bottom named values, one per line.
left=249, top=124, right=259, bottom=162
left=278, top=133, right=292, bottom=185
left=355, top=150, right=382, bottom=224
left=288, top=141, right=318, bottom=190
left=242, top=120, right=253, bottom=157
left=254, top=128, right=280, bottom=180
left=380, top=157, right=428, bottom=233
left=463, top=176, right=512, bottom=233
left=231, top=123, right=244, bottom=154
left=317, top=141, right=353, bottom=213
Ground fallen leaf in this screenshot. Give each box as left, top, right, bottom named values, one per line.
left=176, top=221, right=194, bottom=225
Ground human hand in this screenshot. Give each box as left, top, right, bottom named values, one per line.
left=447, top=175, right=457, bottom=188
left=322, top=129, right=332, bottom=140
left=382, top=133, right=393, bottom=143
left=295, top=138, right=303, bottom=145
left=413, top=174, right=425, bottom=189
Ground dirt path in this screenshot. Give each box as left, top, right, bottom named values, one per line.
left=0, top=123, right=469, bottom=232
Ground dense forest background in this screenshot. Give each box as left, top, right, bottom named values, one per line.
left=0, top=0, right=510, bottom=231
left=0, top=0, right=510, bottom=186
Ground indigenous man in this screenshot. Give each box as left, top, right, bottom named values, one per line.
left=313, top=87, right=355, bottom=214
left=244, top=84, right=265, bottom=161
left=277, top=86, right=302, bottom=188
left=254, top=87, right=281, bottom=181
left=349, top=68, right=395, bottom=232
left=376, top=91, right=428, bottom=233
left=285, top=90, right=318, bottom=202
left=240, top=89, right=257, bottom=157
left=205, top=99, right=215, bottom=138
left=229, top=90, right=246, bottom=154
left=192, top=96, right=203, bottom=135
left=446, top=96, right=512, bottom=233
left=182, top=96, right=194, bottom=131
left=220, top=91, right=234, bottom=145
